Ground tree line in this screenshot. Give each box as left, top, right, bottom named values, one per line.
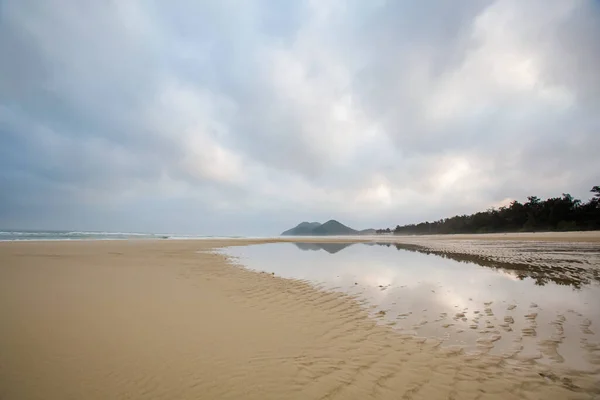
left=377, top=186, right=600, bottom=235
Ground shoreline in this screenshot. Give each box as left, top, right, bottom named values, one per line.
left=1, top=239, right=599, bottom=398
left=2, top=230, right=600, bottom=243
left=388, top=231, right=600, bottom=243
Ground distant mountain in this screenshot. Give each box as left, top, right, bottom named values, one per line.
left=281, top=220, right=371, bottom=236
left=281, top=221, right=322, bottom=236
left=311, top=220, right=358, bottom=235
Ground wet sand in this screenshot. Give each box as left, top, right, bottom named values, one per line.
left=1, top=239, right=599, bottom=399
left=224, top=241, right=600, bottom=372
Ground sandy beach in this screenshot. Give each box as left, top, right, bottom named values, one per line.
left=1, top=238, right=599, bottom=399
left=394, top=231, right=600, bottom=243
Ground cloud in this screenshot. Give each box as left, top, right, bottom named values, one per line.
left=0, top=0, right=598, bottom=234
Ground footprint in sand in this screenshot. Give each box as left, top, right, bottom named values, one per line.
left=476, top=334, right=501, bottom=347
left=507, top=304, right=517, bottom=311
left=581, top=319, right=594, bottom=335
left=524, top=313, right=538, bottom=320
left=551, top=322, right=565, bottom=337
left=522, top=327, right=537, bottom=336
left=489, top=334, right=502, bottom=342
left=412, top=320, right=428, bottom=328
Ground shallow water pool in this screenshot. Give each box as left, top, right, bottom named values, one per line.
left=221, top=241, right=600, bottom=372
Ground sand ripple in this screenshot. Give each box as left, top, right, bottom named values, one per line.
left=0, top=240, right=599, bottom=399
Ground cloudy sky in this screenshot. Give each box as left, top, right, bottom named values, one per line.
left=1, top=0, right=599, bottom=235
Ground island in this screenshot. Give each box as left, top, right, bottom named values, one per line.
left=281, top=220, right=375, bottom=236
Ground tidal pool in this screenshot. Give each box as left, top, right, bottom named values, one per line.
left=221, top=241, right=600, bottom=372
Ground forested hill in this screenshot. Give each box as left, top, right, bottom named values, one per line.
left=377, top=186, right=600, bottom=235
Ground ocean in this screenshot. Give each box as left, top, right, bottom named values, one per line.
left=0, top=230, right=248, bottom=241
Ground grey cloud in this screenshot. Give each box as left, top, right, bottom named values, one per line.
left=1, top=0, right=599, bottom=234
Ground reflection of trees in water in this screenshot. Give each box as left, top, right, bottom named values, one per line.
left=290, top=241, right=598, bottom=288
left=293, top=242, right=354, bottom=254
left=374, top=242, right=597, bottom=289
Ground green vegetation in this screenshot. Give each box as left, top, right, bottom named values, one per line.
left=377, top=186, right=600, bottom=235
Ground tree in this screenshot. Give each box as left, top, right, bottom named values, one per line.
left=376, top=185, right=600, bottom=235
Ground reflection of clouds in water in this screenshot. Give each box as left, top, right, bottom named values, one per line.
left=497, top=271, right=521, bottom=281
left=228, top=243, right=598, bottom=317
left=222, top=242, right=600, bottom=369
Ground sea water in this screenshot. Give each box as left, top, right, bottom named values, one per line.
left=0, top=230, right=250, bottom=241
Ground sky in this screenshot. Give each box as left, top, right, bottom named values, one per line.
left=1, top=0, right=599, bottom=235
